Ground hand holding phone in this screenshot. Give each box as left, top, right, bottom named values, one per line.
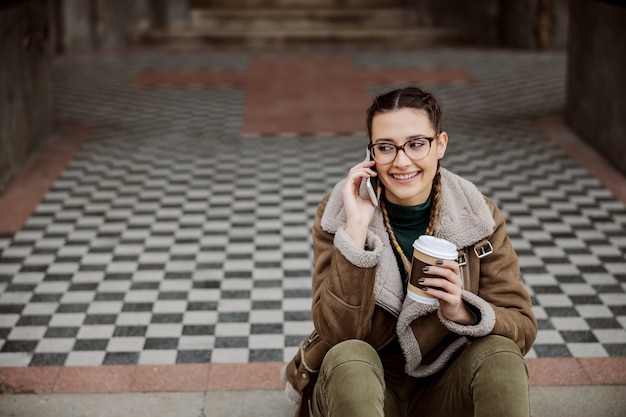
left=365, top=148, right=379, bottom=207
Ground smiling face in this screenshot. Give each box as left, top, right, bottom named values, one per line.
left=371, top=108, right=448, bottom=206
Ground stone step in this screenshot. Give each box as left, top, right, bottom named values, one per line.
left=135, top=4, right=466, bottom=48
left=188, top=0, right=401, bottom=7
left=190, top=7, right=418, bottom=31
left=138, top=26, right=464, bottom=47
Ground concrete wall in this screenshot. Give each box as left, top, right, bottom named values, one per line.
left=151, top=0, right=190, bottom=30
left=0, top=0, right=55, bottom=191
left=57, top=0, right=181, bottom=54
left=409, top=0, right=569, bottom=49
left=410, top=0, right=499, bottom=46
left=566, top=0, right=626, bottom=175
left=493, top=0, right=569, bottom=49
left=57, top=0, right=92, bottom=54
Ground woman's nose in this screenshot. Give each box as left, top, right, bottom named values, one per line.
left=393, top=148, right=412, bottom=166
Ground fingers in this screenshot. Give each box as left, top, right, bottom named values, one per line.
left=418, top=260, right=472, bottom=322
left=419, top=260, right=462, bottom=298
left=348, top=160, right=377, bottom=180
left=343, top=161, right=377, bottom=199
left=341, top=161, right=379, bottom=237
left=421, top=261, right=460, bottom=284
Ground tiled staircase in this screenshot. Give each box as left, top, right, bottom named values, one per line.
left=140, top=1, right=464, bottom=47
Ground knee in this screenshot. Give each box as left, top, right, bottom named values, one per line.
left=465, top=337, right=531, bottom=415
left=468, top=336, right=528, bottom=380
left=468, top=335, right=523, bottom=358
left=321, top=340, right=383, bottom=380
left=315, top=340, right=386, bottom=416
left=324, top=340, right=381, bottom=369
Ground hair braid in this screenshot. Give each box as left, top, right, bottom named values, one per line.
left=380, top=200, right=412, bottom=275
left=425, top=163, right=442, bottom=236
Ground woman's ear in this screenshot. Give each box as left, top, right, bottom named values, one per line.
left=436, top=132, right=449, bottom=159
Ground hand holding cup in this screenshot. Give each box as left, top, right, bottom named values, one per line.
left=407, top=235, right=458, bottom=304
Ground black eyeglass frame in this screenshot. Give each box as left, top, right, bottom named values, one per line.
left=367, top=135, right=437, bottom=164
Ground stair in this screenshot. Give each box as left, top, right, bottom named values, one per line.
left=137, top=6, right=465, bottom=48
left=190, top=8, right=416, bottom=31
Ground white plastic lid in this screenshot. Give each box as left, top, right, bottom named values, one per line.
left=412, top=235, right=457, bottom=259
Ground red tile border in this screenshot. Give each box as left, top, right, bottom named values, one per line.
left=130, top=364, right=210, bottom=392
left=526, top=358, right=593, bottom=386
left=1, top=358, right=624, bottom=395
left=356, top=67, right=476, bottom=85
left=131, top=56, right=475, bottom=136
left=0, top=366, right=61, bottom=394
left=207, top=362, right=285, bottom=390
left=53, top=365, right=136, bottom=393
left=533, top=115, right=626, bottom=206
left=577, top=358, right=626, bottom=385
left=0, top=123, right=93, bottom=233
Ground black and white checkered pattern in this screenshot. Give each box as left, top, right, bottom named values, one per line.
left=0, top=49, right=625, bottom=367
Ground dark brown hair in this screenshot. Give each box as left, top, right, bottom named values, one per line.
left=366, top=86, right=444, bottom=142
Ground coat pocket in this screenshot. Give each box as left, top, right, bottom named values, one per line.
left=284, top=330, right=330, bottom=393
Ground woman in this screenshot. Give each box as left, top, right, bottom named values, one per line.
left=282, top=86, right=537, bottom=417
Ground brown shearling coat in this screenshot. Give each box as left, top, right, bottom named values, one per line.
left=282, top=168, right=537, bottom=417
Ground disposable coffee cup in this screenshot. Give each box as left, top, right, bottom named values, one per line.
left=407, top=235, right=458, bottom=304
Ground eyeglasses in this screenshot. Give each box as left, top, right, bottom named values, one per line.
left=368, top=136, right=436, bottom=164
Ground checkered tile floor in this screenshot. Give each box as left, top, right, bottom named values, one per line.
left=1, top=48, right=625, bottom=368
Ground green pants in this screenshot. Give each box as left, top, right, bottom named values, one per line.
left=311, top=335, right=530, bottom=417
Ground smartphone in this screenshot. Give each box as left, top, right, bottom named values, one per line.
left=365, top=148, right=379, bottom=206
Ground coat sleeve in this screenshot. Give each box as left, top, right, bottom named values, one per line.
left=396, top=199, right=537, bottom=378
left=309, top=196, right=382, bottom=346
left=475, top=201, right=538, bottom=355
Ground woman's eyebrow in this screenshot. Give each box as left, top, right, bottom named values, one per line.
left=373, top=134, right=432, bottom=143
left=406, top=134, right=434, bottom=140
left=373, top=135, right=431, bottom=143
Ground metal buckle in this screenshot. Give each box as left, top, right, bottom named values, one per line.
left=457, top=252, right=467, bottom=266
left=474, top=241, right=494, bottom=259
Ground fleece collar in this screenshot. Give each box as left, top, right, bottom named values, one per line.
left=429, top=168, right=495, bottom=248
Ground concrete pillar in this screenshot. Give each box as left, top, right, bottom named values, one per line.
left=58, top=0, right=156, bottom=54
left=0, top=0, right=55, bottom=190
left=499, top=0, right=569, bottom=50
left=406, top=0, right=568, bottom=49
left=566, top=0, right=626, bottom=175
left=550, top=0, right=569, bottom=49
left=164, top=0, right=190, bottom=30
left=96, top=1, right=145, bottom=49
left=60, top=0, right=93, bottom=54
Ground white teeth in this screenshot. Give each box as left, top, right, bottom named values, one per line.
left=392, top=172, right=419, bottom=180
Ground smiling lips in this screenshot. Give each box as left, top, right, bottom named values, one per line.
left=392, top=172, right=420, bottom=180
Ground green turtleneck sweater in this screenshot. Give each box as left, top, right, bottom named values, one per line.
left=385, top=195, right=432, bottom=261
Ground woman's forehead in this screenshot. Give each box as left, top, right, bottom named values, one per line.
left=371, top=109, right=434, bottom=139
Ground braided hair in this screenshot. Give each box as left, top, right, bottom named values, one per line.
left=425, top=163, right=442, bottom=236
